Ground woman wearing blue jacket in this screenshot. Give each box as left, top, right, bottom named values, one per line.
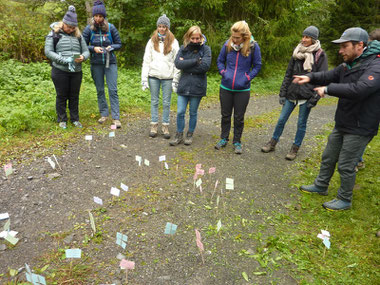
left=82, top=1, right=122, bottom=128
left=169, top=26, right=211, bottom=146
left=215, top=21, right=262, bottom=154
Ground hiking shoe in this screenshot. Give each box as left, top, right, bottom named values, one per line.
left=162, top=124, right=171, bottom=139
left=215, top=138, right=228, bottom=150
left=261, top=138, right=277, bottom=153
left=113, top=120, right=121, bottom=129
left=357, top=161, right=365, bottom=170
left=72, top=121, right=82, bottom=128
left=322, top=198, right=351, bottom=211
left=300, top=184, right=328, bottom=196
left=149, top=123, right=158, bottom=138
left=285, top=144, right=299, bottom=160
left=184, top=132, right=193, bottom=145
left=233, top=142, right=243, bottom=154
left=169, top=132, right=183, bottom=146
left=98, top=116, right=108, bottom=124
left=59, top=122, right=67, bottom=129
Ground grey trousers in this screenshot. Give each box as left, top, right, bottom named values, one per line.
left=314, top=128, right=372, bottom=202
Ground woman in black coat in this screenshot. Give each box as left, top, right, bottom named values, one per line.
left=169, top=26, right=211, bottom=146
left=261, top=26, right=328, bottom=160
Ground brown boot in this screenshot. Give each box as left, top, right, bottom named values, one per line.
left=285, top=144, right=299, bottom=160
left=149, top=123, right=158, bottom=138
left=261, top=138, right=277, bottom=153
left=169, top=132, right=183, bottom=146
left=184, top=132, right=193, bottom=145
left=162, top=124, right=171, bottom=139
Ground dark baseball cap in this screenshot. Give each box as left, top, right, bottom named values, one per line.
left=332, top=27, right=369, bottom=44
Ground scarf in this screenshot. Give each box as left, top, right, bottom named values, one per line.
left=158, top=32, right=166, bottom=42
left=292, top=40, right=321, bottom=72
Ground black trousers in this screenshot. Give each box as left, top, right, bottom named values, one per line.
left=51, top=67, right=82, bottom=122
left=219, top=87, right=250, bottom=143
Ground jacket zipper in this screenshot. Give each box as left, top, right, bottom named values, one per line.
left=232, top=51, right=239, bottom=89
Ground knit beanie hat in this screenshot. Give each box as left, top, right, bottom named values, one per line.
left=157, top=14, right=170, bottom=29
left=303, top=26, right=319, bottom=40
left=92, top=0, right=106, bottom=17
left=63, top=5, right=78, bottom=27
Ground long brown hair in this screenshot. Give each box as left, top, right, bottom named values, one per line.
left=226, top=21, right=252, bottom=57
left=151, top=29, right=175, bottom=55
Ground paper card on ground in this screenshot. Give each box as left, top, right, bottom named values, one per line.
left=47, top=157, right=56, bottom=169
left=5, top=233, right=19, bottom=245
left=120, top=259, right=135, bottom=270
left=0, top=213, right=9, bottom=220
left=4, top=163, right=13, bottom=176
left=109, top=131, right=115, bottom=138
left=135, top=155, right=142, bottom=166
left=321, top=230, right=330, bottom=237
left=164, top=162, right=169, bottom=170
left=116, top=232, right=128, bottom=249
left=323, top=237, right=331, bottom=249
left=208, top=167, right=216, bottom=174
left=217, top=220, right=222, bottom=232
left=226, top=178, right=234, bottom=185
left=159, top=155, right=166, bottom=162
left=110, top=187, right=120, bottom=197
left=93, top=196, right=103, bottom=205
left=195, top=178, right=202, bottom=188
left=26, top=271, right=46, bottom=285
left=85, top=135, right=93, bottom=141
left=0, top=230, right=17, bottom=238
left=110, top=124, right=117, bottom=130
left=144, top=159, right=150, bottom=166
left=164, top=222, right=177, bottom=235
left=120, top=183, right=129, bottom=192
left=65, top=248, right=82, bottom=258
left=226, top=184, right=234, bottom=190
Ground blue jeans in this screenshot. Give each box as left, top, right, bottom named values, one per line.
left=91, top=64, right=120, bottom=120
left=314, top=128, right=372, bottom=202
left=148, top=77, right=172, bottom=124
left=272, top=99, right=311, bottom=146
left=176, top=95, right=202, bottom=133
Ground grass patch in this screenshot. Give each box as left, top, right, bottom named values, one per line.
left=275, top=128, right=380, bottom=284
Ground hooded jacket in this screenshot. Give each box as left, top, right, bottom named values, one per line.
left=82, top=20, right=122, bottom=65
left=308, top=42, right=380, bottom=136
left=141, top=37, right=181, bottom=83
left=45, top=22, right=90, bottom=72
left=174, top=39, right=211, bottom=97
left=217, top=39, right=262, bottom=91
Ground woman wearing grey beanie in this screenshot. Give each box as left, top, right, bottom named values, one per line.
left=45, top=5, right=90, bottom=129
left=141, top=14, right=180, bottom=139
left=261, top=26, right=328, bottom=160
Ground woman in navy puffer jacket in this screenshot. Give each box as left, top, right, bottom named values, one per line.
left=215, top=21, right=262, bottom=154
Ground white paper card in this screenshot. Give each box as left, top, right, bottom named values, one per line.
left=93, top=196, right=103, bottom=205
left=226, top=183, right=234, bottom=190
left=144, top=159, right=150, bottom=166
left=195, top=178, right=202, bottom=188
left=164, top=162, right=169, bottom=169
left=110, top=187, right=120, bottom=197
left=159, top=155, right=166, bottom=162
left=120, top=183, right=129, bottom=192
left=0, top=213, right=9, bottom=220
left=0, top=230, right=17, bottom=238
left=47, top=157, right=56, bottom=169
left=226, top=178, right=234, bottom=185
left=85, top=135, right=93, bottom=141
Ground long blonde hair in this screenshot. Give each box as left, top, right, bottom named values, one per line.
left=151, top=29, right=175, bottom=55
left=54, top=21, right=81, bottom=37
left=227, top=21, right=252, bottom=57
left=183, top=26, right=204, bottom=47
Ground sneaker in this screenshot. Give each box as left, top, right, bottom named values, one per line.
left=300, top=184, right=328, bottom=196
left=184, top=132, right=193, bottom=145
left=169, top=132, right=183, bottom=146
left=162, top=124, right=171, bottom=139
left=59, top=122, right=67, bottom=129
left=72, top=121, right=82, bottom=128
left=233, top=142, right=243, bottom=154
left=98, top=116, right=108, bottom=124
left=261, top=138, right=277, bottom=153
left=113, top=120, right=121, bottom=129
left=215, top=138, right=228, bottom=150
left=149, top=123, right=158, bottom=138
left=322, top=198, right=352, bottom=211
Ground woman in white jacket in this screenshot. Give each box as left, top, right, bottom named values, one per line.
left=141, top=14, right=180, bottom=139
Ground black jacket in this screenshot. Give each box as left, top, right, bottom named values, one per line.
left=309, top=54, right=380, bottom=136
left=280, top=49, right=328, bottom=106
left=175, top=43, right=211, bottom=97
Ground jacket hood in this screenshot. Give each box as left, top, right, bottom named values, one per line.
left=362, top=40, right=380, bottom=57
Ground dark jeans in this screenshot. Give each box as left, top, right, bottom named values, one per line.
left=51, top=67, right=82, bottom=122
left=219, top=87, right=250, bottom=143
left=314, top=128, right=372, bottom=202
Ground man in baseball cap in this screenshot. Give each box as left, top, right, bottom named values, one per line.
left=292, top=27, right=380, bottom=211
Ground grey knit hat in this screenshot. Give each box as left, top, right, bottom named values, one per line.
left=303, top=26, right=319, bottom=40
left=63, top=5, right=78, bottom=27
left=157, top=14, right=170, bottom=29
left=332, top=27, right=369, bottom=44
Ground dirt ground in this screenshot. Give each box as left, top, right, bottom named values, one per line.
left=0, top=94, right=337, bottom=284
